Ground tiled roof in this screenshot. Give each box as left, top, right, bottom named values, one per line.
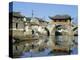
left=49, top=15, right=72, bottom=20
left=9, top=12, right=24, bottom=18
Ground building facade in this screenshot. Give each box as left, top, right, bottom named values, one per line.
left=49, top=15, right=71, bottom=25
left=9, top=12, right=25, bottom=30
left=49, top=15, right=72, bottom=30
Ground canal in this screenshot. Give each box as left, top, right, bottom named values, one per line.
left=13, top=36, right=78, bottom=58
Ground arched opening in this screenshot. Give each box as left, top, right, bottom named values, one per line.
left=44, top=27, right=50, bottom=36
left=55, top=25, right=63, bottom=36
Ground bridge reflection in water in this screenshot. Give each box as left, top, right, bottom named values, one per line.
left=13, top=35, right=78, bottom=58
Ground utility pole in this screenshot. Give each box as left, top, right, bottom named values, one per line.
left=32, top=10, right=34, bottom=18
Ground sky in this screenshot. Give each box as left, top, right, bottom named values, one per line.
left=9, top=1, right=78, bottom=23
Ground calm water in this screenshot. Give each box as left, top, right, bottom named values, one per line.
left=19, top=36, right=78, bottom=58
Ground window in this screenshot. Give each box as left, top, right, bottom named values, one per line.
left=16, top=23, right=18, bottom=29
left=54, top=20, right=56, bottom=22
left=64, top=20, right=66, bottom=22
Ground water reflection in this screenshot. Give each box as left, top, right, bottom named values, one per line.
left=13, top=35, right=78, bottom=58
